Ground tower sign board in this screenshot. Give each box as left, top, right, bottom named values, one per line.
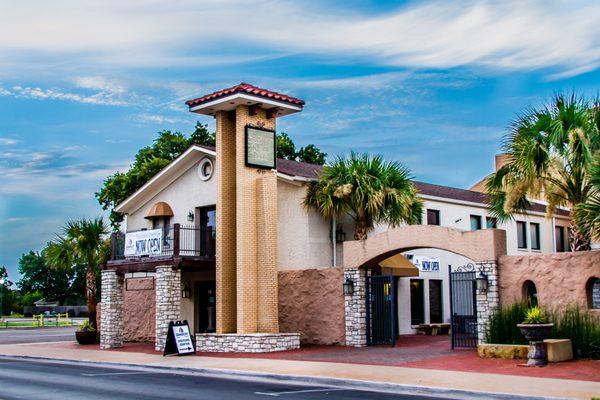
left=245, top=126, right=276, bottom=169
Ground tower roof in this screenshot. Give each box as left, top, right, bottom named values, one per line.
left=186, top=82, right=304, bottom=117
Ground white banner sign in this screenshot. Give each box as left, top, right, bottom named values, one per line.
left=411, top=256, right=441, bottom=273
left=124, top=229, right=162, bottom=257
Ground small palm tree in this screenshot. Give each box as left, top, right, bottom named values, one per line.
left=46, top=218, right=109, bottom=329
left=486, top=93, right=599, bottom=251
left=304, top=152, right=423, bottom=240
left=576, top=153, right=600, bottom=241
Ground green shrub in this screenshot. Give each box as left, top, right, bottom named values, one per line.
left=550, top=306, right=600, bottom=359
left=486, top=302, right=528, bottom=345
left=523, top=306, right=549, bottom=324
left=78, top=320, right=95, bottom=332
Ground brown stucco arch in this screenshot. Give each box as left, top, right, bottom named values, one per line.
left=343, top=225, right=507, bottom=268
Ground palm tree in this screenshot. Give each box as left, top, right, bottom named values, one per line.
left=576, top=153, right=600, bottom=241
left=45, top=218, right=109, bottom=329
left=486, top=93, right=600, bottom=251
left=304, top=152, right=423, bottom=240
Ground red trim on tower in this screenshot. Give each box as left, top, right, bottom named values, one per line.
left=185, top=82, right=305, bottom=108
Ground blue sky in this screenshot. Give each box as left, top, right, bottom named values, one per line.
left=1, top=0, right=599, bottom=281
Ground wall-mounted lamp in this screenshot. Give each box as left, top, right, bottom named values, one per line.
left=343, top=277, right=355, bottom=296
left=181, top=281, right=191, bottom=298
left=476, top=271, right=489, bottom=291
left=187, top=211, right=194, bottom=222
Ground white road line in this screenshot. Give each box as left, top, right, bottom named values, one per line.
left=81, top=371, right=156, bottom=377
left=254, top=388, right=347, bottom=397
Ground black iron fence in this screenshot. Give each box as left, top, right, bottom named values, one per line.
left=110, top=224, right=215, bottom=260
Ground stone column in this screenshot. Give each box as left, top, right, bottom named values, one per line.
left=155, top=266, right=181, bottom=351
left=476, top=261, right=499, bottom=344
left=344, top=268, right=367, bottom=347
left=100, top=270, right=124, bottom=349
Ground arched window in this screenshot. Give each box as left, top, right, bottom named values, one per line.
left=522, top=280, right=538, bottom=307
left=586, top=277, right=600, bottom=309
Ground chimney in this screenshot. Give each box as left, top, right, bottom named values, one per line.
left=495, top=154, right=509, bottom=171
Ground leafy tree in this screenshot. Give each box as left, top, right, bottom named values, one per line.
left=304, top=152, right=423, bottom=240
left=45, top=218, right=110, bottom=328
left=276, top=132, right=297, bottom=160
left=297, top=144, right=327, bottom=165
left=277, top=132, right=327, bottom=165
left=17, top=251, right=85, bottom=305
left=576, top=153, right=600, bottom=241
left=486, top=93, right=600, bottom=251
left=0, top=266, right=13, bottom=316
left=20, top=290, right=43, bottom=308
left=96, top=123, right=215, bottom=229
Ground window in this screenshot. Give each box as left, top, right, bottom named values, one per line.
left=427, top=209, right=440, bottom=226
left=586, top=277, right=600, bottom=309
left=522, top=280, right=538, bottom=307
left=555, top=226, right=566, bottom=252
left=530, top=223, right=540, bottom=250
left=486, top=217, right=497, bottom=229
left=470, top=215, right=482, bottom=231
left=410, top=279, right=425, bottom=325
left=429, top=280, right=443, bottom=323
left=517, top=221, right=527, bottom=249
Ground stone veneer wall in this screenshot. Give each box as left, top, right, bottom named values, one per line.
left=155, top=266, right=181, bottom=351
left=344, top=268, right=367, bottom=347
left=498, top=250, right=600, bottom=311
left=278, top=267, right=345, bottom=345
left=100, top=270, right=124, bottom=349
left=475, top=262, right=499, bottom=344
left=196, top=333, right=300, bottom=353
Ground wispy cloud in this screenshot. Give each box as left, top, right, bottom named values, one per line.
left=0, top=1, right=598, bottom=77
left=0, top=137, right=19, bottom=145
left=0, top=84, right=130, bottom=106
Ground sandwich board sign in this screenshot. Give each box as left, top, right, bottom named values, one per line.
left=163, top=320, right=195, bottom=356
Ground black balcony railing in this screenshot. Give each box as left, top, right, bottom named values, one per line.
left=110, top=224, right=215, bottom=261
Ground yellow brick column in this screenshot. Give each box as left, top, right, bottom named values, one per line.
left=256, top=174, right=279, bottom=332
left=234, top=105, right=276, bottom=333
left=215, top=110, right=237, bottom=333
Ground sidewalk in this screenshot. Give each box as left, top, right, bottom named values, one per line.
left=0, top=341, right=598, bottom=399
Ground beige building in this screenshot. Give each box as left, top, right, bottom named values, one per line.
left=100, top=83, right=596, bottom=352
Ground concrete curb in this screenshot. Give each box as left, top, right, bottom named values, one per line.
left=0, top=354, right=570, bottom=400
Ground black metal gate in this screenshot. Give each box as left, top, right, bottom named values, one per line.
left=449, top=269, right=478, bottom=349
left=366, top=275, right=396, bottom=346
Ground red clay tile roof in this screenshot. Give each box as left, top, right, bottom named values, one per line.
left=186, top=83, right=305, bottom=108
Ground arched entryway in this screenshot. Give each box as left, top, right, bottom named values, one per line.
left=342, top=225, right=507, bottom=348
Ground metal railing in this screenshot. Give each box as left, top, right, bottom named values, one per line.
left=110, top=224, right=216, bottom=260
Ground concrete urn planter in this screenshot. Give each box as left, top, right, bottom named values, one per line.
left=517, top=323, right=554, bottom=366
left=75, top=330, right=97, bottom=345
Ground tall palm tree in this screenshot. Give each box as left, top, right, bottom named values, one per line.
left=576, top=153, right=600, bottom=241
left=304, top=152, right=423, bottom=240
left=486, top=93, right=600, bottom=251
left=46, top=218, right=109, bottom=329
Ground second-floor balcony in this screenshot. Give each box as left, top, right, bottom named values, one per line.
left=109, top=224, right=216, bottom=263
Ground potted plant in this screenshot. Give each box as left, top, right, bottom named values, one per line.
left=517, top=306, right=554, bottom=366
left=75, top=320, right=97, bottom=345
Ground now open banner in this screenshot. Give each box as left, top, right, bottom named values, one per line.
left=124, top=229, right=162, bottom=257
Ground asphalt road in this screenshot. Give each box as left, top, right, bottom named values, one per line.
left=0, top=326, right=77, bottom=344
left=0, top=357, right=444, bottom=400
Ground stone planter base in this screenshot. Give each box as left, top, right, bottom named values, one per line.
left=195, top=333, right=300, bottom=353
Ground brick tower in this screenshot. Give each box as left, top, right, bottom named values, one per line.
left=187, top=83, right=304, bottom=352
